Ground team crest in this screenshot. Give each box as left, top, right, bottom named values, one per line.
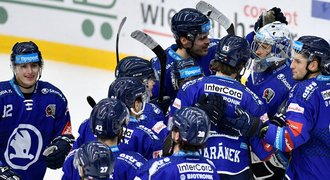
left=45, top=104, right=56, bottom=118
left=262, top=88, right=275, bottom=103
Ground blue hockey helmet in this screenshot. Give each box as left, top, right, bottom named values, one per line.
left=74, top=141, right=115, bottom=180
left=292, top=35, right=330, bottom=75
left=90, top=98, right=129, bottom=138
left=214, top=34, right=251, bottom=68
left=10, top=41, right=43, bottom=66
left=171, top=58, right=203, bottom=90
left=115, top=56, right=157, bottom=82
left=108, top=77, right=149, bottom=115
left=171, top=8, right=211, bottom=41
left=170, top=107, right=211, bottom=146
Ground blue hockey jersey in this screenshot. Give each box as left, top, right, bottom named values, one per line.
left=72, top=103, right=168, bottom=150
left=170, top=75, right=272, bottom=175
left=264, top=75, right=330, bottom=179
left=119, top=119, right=162, bottom=160
left=134, top=151, right=220, bottom=180
left=246, top=61, right=296, bottom=117
left=62, top=145, right=147, bottom=180
left=151, top=39, right=220, bottom=100
left=0, top=79, right=72, bottom=179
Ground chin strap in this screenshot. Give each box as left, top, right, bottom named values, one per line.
left=302, top=60, right=320, bottom=80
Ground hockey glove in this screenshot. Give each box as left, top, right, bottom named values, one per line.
left=254, top=7, right=287, bottom=32
left=225, top=106, right=261, bottom=137
left=273, top=149, right=290, bottom=168
left=150, top=96, right=171, bottom=115
left=43, top=134, right=75, bottom=169
left=195, top=93, right=226, bottom=125
left=0, top=166, right=21, bottom=180
left=217, top=123, right=241, bottom=137
left=270, top=113, right=286, bottom=127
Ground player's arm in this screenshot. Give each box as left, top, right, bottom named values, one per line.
left=43, top=93, right=75, bottom=169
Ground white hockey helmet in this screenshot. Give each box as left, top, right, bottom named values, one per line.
left=251, top=21, right=292, bottom=73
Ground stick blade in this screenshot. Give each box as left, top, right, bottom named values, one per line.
left=196, top=1, right=234, bottom=35
left=130, top=30, right=159, bottom=50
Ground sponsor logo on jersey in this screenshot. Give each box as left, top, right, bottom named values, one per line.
left=204, top=84, right=242, bottom=100
left=41, top=88, right=66, bottom=102
left=4, top=124, right=43, bottom=170
left=152, top=121, right=166, bottom=134
left=302, top=81, right=317, bottom=99
left=186, top=174, right=214, bottom=179
left=260, top=113, right=269, bottom=123
left=123, top=128, right=133, bottom=138
left=321, top=89, right=330, bottom=100
left=287, top=120, right=303, bottom=137
left=277, top=74, right=292, bottom=90
left=61, top=121, right=72, bottom=134
left=262, top=140, right=273, bottom=152
left=172, top=98, right=181, bottom=109
left=177, top=163, right=213, bottom=173
left=119, top=153, right=143, bottom=168
left=287, top=103, right=304, bottom=114
left=150, top=103, right=161, bottom=114
left=45, top=104, right=56, bottom=118
left=262, top=88, right=275, bottom=103
left=0, top=89, right=13, bottom=96
left=284, top=129, right=294, bottom=151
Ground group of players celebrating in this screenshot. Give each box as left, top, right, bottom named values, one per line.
left=0, top=3, right=329, bottom=180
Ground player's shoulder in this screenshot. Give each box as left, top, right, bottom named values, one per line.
left=37, top=81, right=67, bottom=102
left=135, top=125, right=160, bottom=141
left=115, top=150, right=147, bottom=168
left=0, top=81, right=13, bottom=97
left=181, top=76, right=204, bottom=91
left=290, top=78, right=319, bottom=101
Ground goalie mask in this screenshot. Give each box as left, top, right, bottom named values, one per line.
left=251, top=21, right=292, bottom=73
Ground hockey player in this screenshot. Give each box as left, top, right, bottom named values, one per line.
left=246, top=21, right=296, bottom=179
left=108, top=77, right=163, bottom=159
left=114, top=56, right=167, bottom=131
left=170, top=34, right=271, bottom=179
left=73, top=59, right=168, bottom=150
left=134, top=107, right=220, bottom=180
left=171, top=58, right=204, bottom=92
left=0, top=41, right=74, bottom=179
left=62, top=98, right=147, bottom=180
left=115, top=56, right=157, bottom=98
left=259, top=36, right=330, bottom=179
left=73, top=141, right=115, bottom=180
left=151, top=8, right=220, bottom=103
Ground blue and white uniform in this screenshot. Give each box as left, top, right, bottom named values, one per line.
left=119, top=116, right=163, bottom=160
left=62, top=145, right=147, bottom=180
left=72, top=103, right=167, bottom=151
left=134, top=151, right=220, bottom=180
left=264, top=75, right=330, bottom=179
left=246, top=61, right=296, bottom=117
left=151, top=39, right=220, bottom=100
left=170, top=75, right=272, bottom=177
left=0, top=80, right=72, bottom=179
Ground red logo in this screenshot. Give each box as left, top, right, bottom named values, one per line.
left=287, top=120, right=303, bottom=137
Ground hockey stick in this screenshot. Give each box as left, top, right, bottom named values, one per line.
left=87, top=96, right=97, bottom=108
left=196, top=1, right=235, bottom=35
left=116, top=17, right=127, bottom=64
left=130, top=30, right=167, bottom=103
